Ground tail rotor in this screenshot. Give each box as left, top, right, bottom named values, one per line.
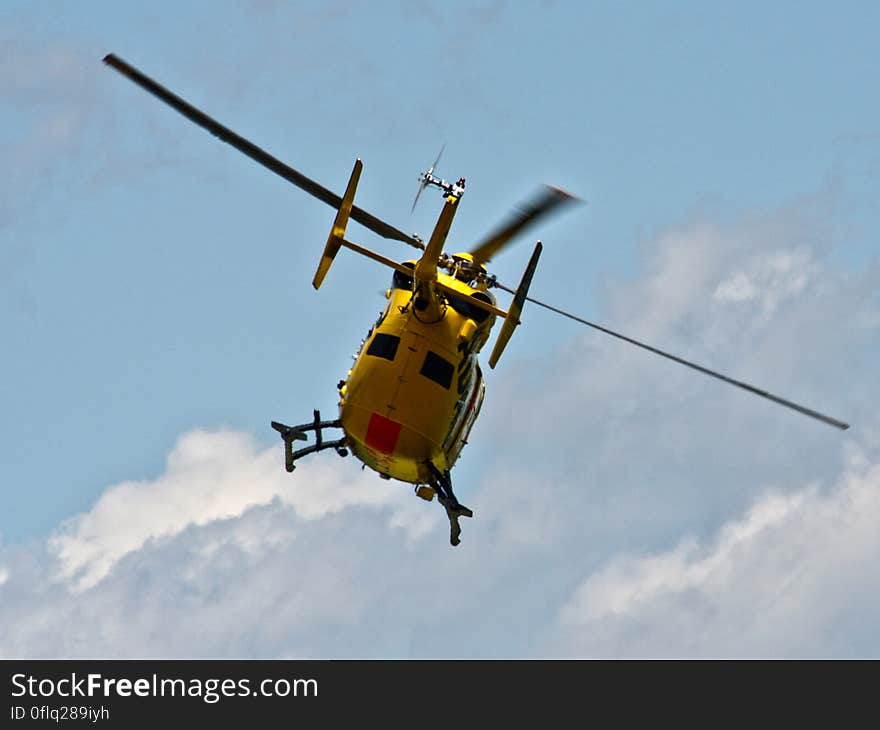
left=411, top=144, right=446, bottom=213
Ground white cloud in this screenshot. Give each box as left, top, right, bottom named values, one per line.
left=713, top=247, right=816, bottom=319
left=48, top=429, right=408, bottom=591
left=555, top=444, right=880, bottom=656
left=713, top=271, right=758, bottom=302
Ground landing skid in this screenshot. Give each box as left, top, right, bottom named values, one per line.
left=426, top=462, right=473, bottom=547
left=271, top=409, right=348, bottom=472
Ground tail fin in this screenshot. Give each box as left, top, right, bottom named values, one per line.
left=312, top=159, right=362, bottom=289
left=488, top=241, right=542, bottom=369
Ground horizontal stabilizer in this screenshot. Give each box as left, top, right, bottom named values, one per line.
left=488, top=241, right=542, bottom=369
left=312, top=159, right=362, bottom=289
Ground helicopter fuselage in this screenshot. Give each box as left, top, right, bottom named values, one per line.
left=338, top=266, right=496, bottom=485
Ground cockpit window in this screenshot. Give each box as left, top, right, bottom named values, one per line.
left=445, top=291, right=495, bottom=323
left=367, top=333, right=400, bottom=361
left=420, top=350, right=454, bottom=389
left=392, top=261, right=416, bottom=290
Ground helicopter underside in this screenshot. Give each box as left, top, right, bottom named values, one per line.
left=269, top=362, right=485, bottom=488
left=343, top=407, right=432, bottom=483
left=339, top=361, right=485, bottom=486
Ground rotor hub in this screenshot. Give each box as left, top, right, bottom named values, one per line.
left=419, top=171, right=466, bottom=200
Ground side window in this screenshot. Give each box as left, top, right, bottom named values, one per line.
left=392, top=262, right=415, bottom=290
left=367, top=333, right=400, bottom=361
left=420, top=351, right=454, bottom=389
left=446, top=290, right=494, bottom=323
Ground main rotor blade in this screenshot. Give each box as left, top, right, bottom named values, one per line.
left=495, top=283, right=850, bottom=431
left=469, top=185, right=578, bottom=265
left=103, top=54, right=423, bottom=250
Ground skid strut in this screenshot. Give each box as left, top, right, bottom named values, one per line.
left=271, top=409, right=348, bottom=472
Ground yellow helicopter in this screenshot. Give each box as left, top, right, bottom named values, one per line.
left=104, top=54, right=850, bottom=547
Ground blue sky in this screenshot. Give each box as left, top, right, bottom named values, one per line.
left=2, top=2, right=879, bottom=657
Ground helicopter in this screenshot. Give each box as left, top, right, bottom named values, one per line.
left=103, top=54, right=850, bottom=547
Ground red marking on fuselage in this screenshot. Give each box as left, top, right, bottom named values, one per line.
left=365, top=412, right=402, bottom=455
